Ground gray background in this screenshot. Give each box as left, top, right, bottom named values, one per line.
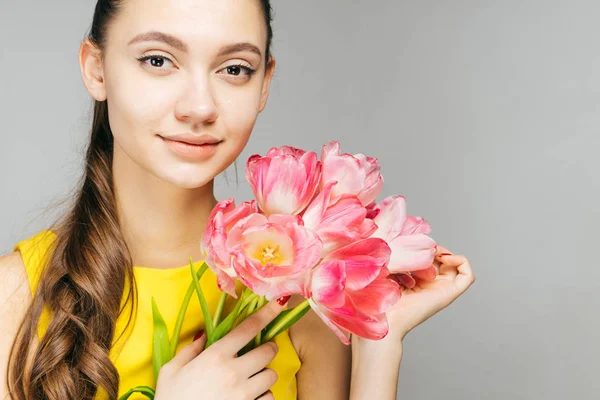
left=1, top=1, right=598, bottom=399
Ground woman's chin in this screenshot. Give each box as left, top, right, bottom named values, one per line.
left=156, top=167, right=218, bottom=190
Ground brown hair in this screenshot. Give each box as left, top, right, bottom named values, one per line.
left=6, top=1, right=274, bottom=398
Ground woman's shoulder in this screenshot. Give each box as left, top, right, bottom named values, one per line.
left=0, top=229, right=56, bottom=350
left=286, top=294, right=352, bottom=398
left=0, top=251, right=32, bottom=398
left=0, top=250, right=31, bottom=313
left=286, top=294, right=350, bottom=360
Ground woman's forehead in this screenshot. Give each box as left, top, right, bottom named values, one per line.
left=109, top=0, right=267, bottom=50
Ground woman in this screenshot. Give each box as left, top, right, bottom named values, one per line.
left=0, top=0, right=475, bottom=399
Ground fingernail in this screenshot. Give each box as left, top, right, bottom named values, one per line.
left=276, top=295, right=291, bottom=306
left=193, top=330, right=204, bottom=341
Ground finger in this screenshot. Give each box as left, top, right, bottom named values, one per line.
left=256, top=390, right=275, bottom=400
left=235, top=341, right=279, bottom=377
left=245, top=368, right=278, bottom=399
left=218, top=297, right=289, bottom=355
left=435, top=244, right=452, bottom=257
left=438, top=254, right=466, bottom=277
left=165, top=331, right=206, bottom=370
left=454, top=257, right=476, bottom=293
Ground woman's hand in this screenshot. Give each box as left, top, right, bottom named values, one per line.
left=388, top=245, right=476, bottom=343
left=349, top=246, right=475, bottom=399
left=352, top=245, right=476, bottom=352
left=154, top=298, right=288, bottom=400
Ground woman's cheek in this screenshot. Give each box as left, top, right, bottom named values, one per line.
left=219, top=90, right=262, bottom=136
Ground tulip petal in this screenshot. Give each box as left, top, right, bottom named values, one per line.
left=371, top=196, right=407, bottom=240
left=322, top=297, right=390, bottom=341
left=321, top=141, right=365, bottom=197
left=311, top=260, right=346, bottom=308
left=401, top=216, right=432, bottom=235
left=215, top=269, right=238, bottom=298
left=327, top=237, right=390, bottom=261
left=324, top=238, right=390, bottom=290
left=388, top=234, right=437, bottom=273
left=354, top=154, right=384, bottom=206
left=302, top=180, right=337, bottom=230
left=350, top=279, right=401, bottom=316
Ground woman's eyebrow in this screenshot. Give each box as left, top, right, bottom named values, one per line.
left=127, top=31, right=262, bottom=58
left=217, top=43, right=262, bottom=58
left=128, top=31, right=188, bottom=52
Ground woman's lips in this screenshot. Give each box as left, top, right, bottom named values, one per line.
left=160, top=136, right=222, bottom=160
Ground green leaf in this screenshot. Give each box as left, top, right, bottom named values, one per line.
left=118, top=386, right=156, bottom=400
left=212, top=291, right=228, bottom=327
left=151, top=297, right=171, bottom=385
left=236, top=296, right=262, bottom=357
left=170, top=264, right=206, bottom=358
left=190, top=259, right=214, bottom=338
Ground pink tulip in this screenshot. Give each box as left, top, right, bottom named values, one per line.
left=370, top=196, right=437, bottom=274
left=246, top=146, right=322, bottom=216
left=321, top=140, right=384, bottom=207
left=303, top=181, right=377, bottom=256
left=307, top=238, right=401, bottom=344
left=201, top=198, right=257, bottom=297
left=227, top=213, right=323, bottom=300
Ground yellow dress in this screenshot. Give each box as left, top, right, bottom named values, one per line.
left=14, top=230, right=301, bottom=400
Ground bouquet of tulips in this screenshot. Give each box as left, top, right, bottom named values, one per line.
left=120, top=141, right=438, bottom=400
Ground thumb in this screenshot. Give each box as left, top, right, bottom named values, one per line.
left=168, top=330, right=207, bottom=370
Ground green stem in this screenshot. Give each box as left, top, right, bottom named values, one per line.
left=253, top=296, right=267, bottom=348
left=231, top=292, right=259, bottom=329
left=170, top=267, right=204, bottom=357
left=239, top=291, right=259, bottom=311
left=190, top=259, right=213, bottom=338
left=118, top=385, right=155, bottom=400
left=207, top=289, right=255, bottom=348
left=243, top=296, right=259, bottom=320
left=212, top=291, right=228, bottom=327
left=262, top=300, right=311, bottom=343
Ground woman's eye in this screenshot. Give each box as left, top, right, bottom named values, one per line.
left=137, top=55, right=174, bottom=70
left=220, top=64, right=256, bottom=78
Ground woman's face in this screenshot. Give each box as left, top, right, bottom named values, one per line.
left=85, top=0, right=274, bottom=189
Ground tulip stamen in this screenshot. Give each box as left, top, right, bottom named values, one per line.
left=259, top=244, right=282, bottom=265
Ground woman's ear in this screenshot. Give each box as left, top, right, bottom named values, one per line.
left=79, top=39, right=107, bottom=101
left=258, top=55, right=276, bottom=113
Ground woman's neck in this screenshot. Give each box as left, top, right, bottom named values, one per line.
left=112, top=148, right=218, bottom=270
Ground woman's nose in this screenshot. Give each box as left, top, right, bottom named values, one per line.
left=174, top=77, right=219, bottom=124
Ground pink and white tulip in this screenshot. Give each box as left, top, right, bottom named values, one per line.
left=321, top=141, right=384, bottom=207
left=307, top=238, right=401, bottom=344
left=201, top=198, right=257, bottom=297
left=369, top=196, right=437, bottom=275
left=303, top=181, right=377, bottom=256
left=246, top=146, right=321, bottom=216
left=227, top=213, right=323, bottom=300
